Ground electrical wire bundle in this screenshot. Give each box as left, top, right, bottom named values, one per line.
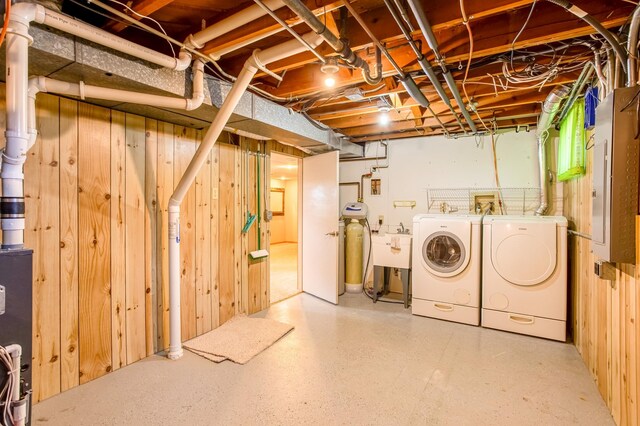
left=0, top=345, right=17, bottom=426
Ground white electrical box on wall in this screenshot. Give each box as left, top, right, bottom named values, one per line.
left=592, top=87, right=640, bottom=264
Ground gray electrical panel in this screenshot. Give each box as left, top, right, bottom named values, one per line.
left=592, top=87, right=640, bottom=264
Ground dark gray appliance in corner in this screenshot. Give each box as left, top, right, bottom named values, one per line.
left=0, top=249, right=33, bottom=426
left=592, top=87, right=640, bottom=264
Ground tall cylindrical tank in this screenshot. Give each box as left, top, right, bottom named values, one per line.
left=345, top=218, right=364, bottom=293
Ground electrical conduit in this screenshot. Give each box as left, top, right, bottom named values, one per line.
left=279, top=0, right=382, bottom=85
left=383, top=0, right=466, bottom=132
left=406, top=0, right=478, bottom=133
left=166, top=32, right=324, bottom=360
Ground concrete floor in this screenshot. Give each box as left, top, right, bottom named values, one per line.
left=33, top=293, right=613, bottom=425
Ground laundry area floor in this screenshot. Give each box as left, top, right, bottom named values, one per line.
left=32, top=293, right=613, bottom=425
left=269, top=242, right=299, bottom=303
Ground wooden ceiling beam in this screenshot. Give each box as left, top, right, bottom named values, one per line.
left=200, top=0, right=342, bottom=58
left=322, top=89, right=552, bottom=129
left=350, top=117, right=537, bottom=143
left=104, top=0, right=176, bottom=33
left=299, top=50, right=588, bottom=110
left=306, top=70, right=580, bottom=120
left=251, top=0, right=628, bottom=97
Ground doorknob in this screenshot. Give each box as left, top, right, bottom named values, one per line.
left=325, top=231, right=339, bottom=236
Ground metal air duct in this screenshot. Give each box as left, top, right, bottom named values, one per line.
left=535, top=85, right=571, bottom=216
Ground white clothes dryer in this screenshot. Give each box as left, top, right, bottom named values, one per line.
left=412, top=214, right=481, bottom=325
left=482, top=215, right=568, bottom=341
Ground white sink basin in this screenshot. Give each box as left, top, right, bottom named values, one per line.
left=372, top=233, right=412, bottom=269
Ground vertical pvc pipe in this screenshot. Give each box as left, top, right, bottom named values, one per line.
left=1, top=19, right=31, bottom=248
left=167, top=33, right=323, bottom=359
left=167, top=63, right=257, bottom=360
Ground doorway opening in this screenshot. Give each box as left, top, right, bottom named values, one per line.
left=269, top=153, right=301, bottom=303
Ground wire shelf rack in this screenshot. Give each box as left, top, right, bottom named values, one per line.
left=425, top=187, right=541, bottom=215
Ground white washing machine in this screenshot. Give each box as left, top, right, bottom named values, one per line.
left=412, top=214, right=481, bottom=326
left=482, top=215, right=567, bottom=341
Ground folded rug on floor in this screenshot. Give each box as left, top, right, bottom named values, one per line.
left=184, top=314, right=294, bottom=364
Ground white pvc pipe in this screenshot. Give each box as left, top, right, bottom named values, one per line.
left=1, top=16, right=31, bottom=248
left=186, top=0, right=285, bottom=49
left=30, top=60, right=205, bottom=111
left=2, top=4, right=199, bottom=248
left=210, top=27, right=283, bottom=60
left=166, top=32, right=323, bottom=360
left=37, top=6, right=191, bottom=71
left=10, top=3, right=190, bottom=71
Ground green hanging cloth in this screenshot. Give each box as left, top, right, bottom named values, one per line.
left=557, top=97, right=586, bottom=181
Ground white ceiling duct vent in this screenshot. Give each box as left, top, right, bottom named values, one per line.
left=344, top=87, right=365, bottom=101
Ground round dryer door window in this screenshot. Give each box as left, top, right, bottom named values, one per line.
left=422, top=232, right=466, bottom=274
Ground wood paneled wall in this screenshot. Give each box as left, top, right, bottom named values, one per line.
left=2, top=92, right=280, bottom=402
left=564, top=147, right=640, bottom=425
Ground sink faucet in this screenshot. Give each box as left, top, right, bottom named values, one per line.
left=397, top=222, right=406, bottom=234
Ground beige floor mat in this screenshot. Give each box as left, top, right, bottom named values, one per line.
left=184, top=314, right=294, bottom=364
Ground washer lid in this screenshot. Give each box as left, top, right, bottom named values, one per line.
left=491, top=221, right=557, bottom=286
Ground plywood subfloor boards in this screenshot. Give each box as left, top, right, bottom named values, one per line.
left=32, top=294, right=615, bottom=425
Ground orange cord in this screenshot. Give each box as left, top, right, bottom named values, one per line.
left=0, top=0, right=11, bottom=47
left=459, top=0, right=491, bottom=133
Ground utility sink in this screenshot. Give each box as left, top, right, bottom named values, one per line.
left=372, top=233, right=412, bottom=269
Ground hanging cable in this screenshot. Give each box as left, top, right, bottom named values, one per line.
left=104, top=0, right=176, bottom=56
left=0, top=0, right=11, bottom=47
left=459, top=0, right=492, bottom=133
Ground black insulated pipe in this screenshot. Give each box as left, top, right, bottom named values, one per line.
left=406, top=0, right=478, bottom=133
left=0, top=197, right=25, bottom=218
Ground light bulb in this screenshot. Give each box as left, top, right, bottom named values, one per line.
left=324, top=77, right=336, bottom=87
left=379, top=112, right=390, bottom=125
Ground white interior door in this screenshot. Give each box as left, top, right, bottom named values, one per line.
left=302, top=151, right=339, bottom=304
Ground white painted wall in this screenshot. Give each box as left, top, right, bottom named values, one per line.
left=339, top=130, right=562, bottom=234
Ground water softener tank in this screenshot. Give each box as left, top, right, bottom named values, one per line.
left=345, top=218, right=364, bottom=293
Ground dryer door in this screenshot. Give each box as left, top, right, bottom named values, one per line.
left=422, top=231, right=469, bottom=278
left=491, top=221, right=557, bottom=286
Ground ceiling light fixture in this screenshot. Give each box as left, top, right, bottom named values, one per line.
left=321, top=57, right=339, bottom=88
left=377, top=100, right=392, bottom=126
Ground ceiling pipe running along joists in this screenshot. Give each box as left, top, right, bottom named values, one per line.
left=166, top=31, right=324, bottom=360
left=406, top=0, right=478, bottom=134
left=543, top=0, right=627, bottom=74
left=29, top=60, right=206, bottom=111
left=0, top=2, right=205, bottom=249
left=534, top=85, right=571, bottom=216
left=279, top=0, right=382, bottom=85
left=383, top=0, right=466, bottom=133
left=340, top=0, right=451, bottom=133
left=627, top=5, right=640, bottom=87
left=184, top=0, right=285, bottom=49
